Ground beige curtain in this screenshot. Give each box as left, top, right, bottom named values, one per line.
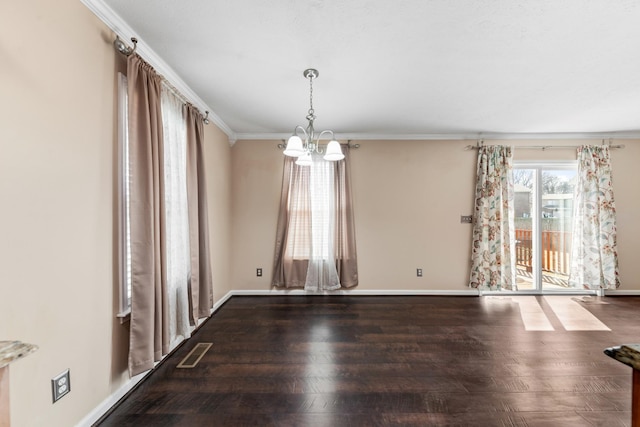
left=272, top=156, right=311, bottom=288
left=127, top=55, right=169, bottom=376
left=184, top=104, right=214, bottom=322
left=127, top=57, right=214, bottom=376
left=334, top=146, right=358, bottom=287
left=272, top=145, right=358, bottom=289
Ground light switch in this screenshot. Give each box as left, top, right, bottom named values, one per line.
left=460, top=215, right=473, bottom=223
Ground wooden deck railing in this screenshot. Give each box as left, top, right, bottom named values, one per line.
left=515, top=229, right=572, bottom=275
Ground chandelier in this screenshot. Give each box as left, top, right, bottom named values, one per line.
left=283, top=68, right=344, bottom=166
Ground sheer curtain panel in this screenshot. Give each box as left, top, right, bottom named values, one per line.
left=160, top=84, right=190, bottom=350
left=304, top=153, right=341, bottom=291
left=469, top=145, right=516, bottom=290
left=568, top=145, right=620, bottom=289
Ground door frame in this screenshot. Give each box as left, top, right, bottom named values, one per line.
left=485, top=160, right=597, bottom=296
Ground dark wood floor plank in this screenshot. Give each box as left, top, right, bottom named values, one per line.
left=146, top=374, right=468, bottom=395
left=96, top=295, right=640, bottom=426
left=459, top=374, right=630, bottom=393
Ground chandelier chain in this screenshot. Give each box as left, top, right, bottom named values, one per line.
left=307, top=73, right=315, bottom=119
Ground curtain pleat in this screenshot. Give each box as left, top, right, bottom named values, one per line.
left=185, top=104, right=214, bottom=322
left=272, top=157, right=311, bottom=288
left=127, top=55, right=169, bottom=376
left=469, top=145, right=516, bottom=290
left=568, top=145, right=620, bottom=289
left=334, top=146, right=358, bottom=287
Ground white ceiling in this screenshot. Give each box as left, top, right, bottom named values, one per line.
left=91, top=0, right=640, bottom=141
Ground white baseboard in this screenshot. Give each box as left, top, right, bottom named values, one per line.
left=229, top=288, right=481, bottom=296
left=76, top=370, right=150, bottom=427
left=604, top=290, right=640, bottom=296
left=479, top=289, right=601, bottom=296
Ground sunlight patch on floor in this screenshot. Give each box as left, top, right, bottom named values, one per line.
left=510, top=296, right=555, bottom=331
left=543, top=296, right=610, bottom=331
left=484, top=296, right=610, bottom=331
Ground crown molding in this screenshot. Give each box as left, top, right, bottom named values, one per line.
left=81, top=0, right=237, bottom=145
left=235, top=131, right=640, bottom=142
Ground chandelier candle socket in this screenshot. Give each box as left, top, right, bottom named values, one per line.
left=284, top=69, right=344, bottom=165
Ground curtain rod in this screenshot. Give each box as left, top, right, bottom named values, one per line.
left=277, top=141, right=360, bottom=150
left=113, top=36, right=210, bottom=125
left=465, top=141, right=625, bottom=151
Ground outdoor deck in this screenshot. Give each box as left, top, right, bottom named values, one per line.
left=516, top=229, right=571, bottom=289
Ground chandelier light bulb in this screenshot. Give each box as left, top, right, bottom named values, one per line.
left=323, top=140, right=345, bottom=161
left=295, top=152, right=313, bottom=166
left=283, top=135, right=304, bottom=157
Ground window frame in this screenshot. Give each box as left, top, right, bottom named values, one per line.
left=117, top=72, right=132, bottom=320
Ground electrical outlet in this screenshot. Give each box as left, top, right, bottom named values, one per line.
left=417, top=268, right=423, bottom=277
left=460, top=215, right=473, bottom=224
left=51, top=369, right=70, bottom=403
left=256, top=268, right=262, bottom=277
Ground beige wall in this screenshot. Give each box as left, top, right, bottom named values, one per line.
left=203, top=126, right=233, bottom=304
left=231, top=139, right=640, bottom=291
left=231, top=140, right=285, bottom=290
left=604, top=141, right=640, bottom=288
left=0, top=1, right=232, bottom=426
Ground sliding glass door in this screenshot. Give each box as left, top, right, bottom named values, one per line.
left=514, top=162, right=577, bottom=292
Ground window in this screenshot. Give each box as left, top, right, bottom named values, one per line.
left=117, top=73, right=131, bottom=318
left=285, top=158, right=334, bottom=259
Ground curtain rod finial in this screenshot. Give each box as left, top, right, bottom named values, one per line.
left=114, top=36, right=137, bottom=56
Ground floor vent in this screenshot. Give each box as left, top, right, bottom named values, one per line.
left=176, top=343, right=212, bottom=369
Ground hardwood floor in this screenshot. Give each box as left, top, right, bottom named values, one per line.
left=96, top=295, right=640, bottom=426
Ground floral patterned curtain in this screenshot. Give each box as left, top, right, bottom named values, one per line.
left=568, top=145, right=619, bottom=289
left=469, top=145, right=516, bottom=290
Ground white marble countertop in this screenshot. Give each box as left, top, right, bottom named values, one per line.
left=0, top=341, right=38, bottom=368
